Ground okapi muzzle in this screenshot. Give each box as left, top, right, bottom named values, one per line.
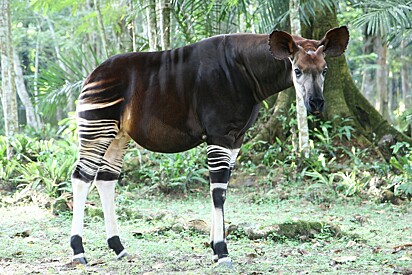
left=70, top=26, right=349, bottom=267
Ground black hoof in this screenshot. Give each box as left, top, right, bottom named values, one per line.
left=73, top=257, right=87, bottom=265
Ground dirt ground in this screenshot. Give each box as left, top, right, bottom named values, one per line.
left=0, top=184, right=411, bottom=274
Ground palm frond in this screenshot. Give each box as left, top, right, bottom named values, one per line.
left=36, top=46, right=101, bottom=119
left=256, top=0, right=338, bottom=33
left=353, top=0, right=412, bottom=39
left=257, top=0, right=290, bottom=33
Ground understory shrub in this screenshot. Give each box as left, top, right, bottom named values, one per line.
left=122, top=144, right=208, bottom=192
left=1, top=111, right=411, bottom=201
left=241, top=108, right=409, bottom=199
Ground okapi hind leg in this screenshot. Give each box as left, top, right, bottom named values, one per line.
left=207, top=145, right=240, bottom=266
left=70, top=178, right=91, bottom=264
left=70, top=118, right=120, bottom=264
left=95, top=131, right=130, bottom=260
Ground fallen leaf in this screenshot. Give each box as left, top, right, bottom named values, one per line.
left=372, top=247, right=382, bottom=254
left=397, top=253, right=411, bottom=261
left=14, top=229, right=31, bottom=238
left=152, top=262, right=165, bottom=269
left=374, top=210, right=386, bottom=214
left=319, top=204, right=329, bottom=210
left=311, top=241, right=322, bottom=248
left=23, top=236, right=39, bottom=244
left=352, top=215, right=369, bottom=225
left=392, top=267, right=412, bottom=275
left=63, top=261, right=81, bottom=269
left=90, top=259, right=105, bottom=266
left=132, top=226, right=169, bottom=238
left=393, top=244, right=412, bottom=253
left=280, top=249, right=293, bottom=257
left=246, top=253, right=258, bottom=264
left=298, top=248, right=310, bottom=255
left=12, top=251, right=23, bottom=257
left=345, top=240, right=356, bottom=248
left=332, top=255, right=357, bottom=264
left=254, top=247, right=265, bottom=256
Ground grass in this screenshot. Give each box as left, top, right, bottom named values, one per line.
left=0, top=180, right=411, bottom=274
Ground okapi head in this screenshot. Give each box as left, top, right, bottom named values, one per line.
left=269, top=26, right=349, bottom=115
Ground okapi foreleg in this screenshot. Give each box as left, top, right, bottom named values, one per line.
left=207, top=145, right=233, bottom=264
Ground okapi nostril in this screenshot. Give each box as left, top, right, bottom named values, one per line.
left=309, top=98, right=324, bottom=111
left=309, top=101, right=316, bottom=109
left=319, top=100, right=325, bottom=110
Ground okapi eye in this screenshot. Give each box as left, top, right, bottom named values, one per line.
left=322, top=68, right=328, bottom=76
left=294, top=68, right=302, bottom=77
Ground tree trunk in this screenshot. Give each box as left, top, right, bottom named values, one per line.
left=129, top=0, right=137, bottom=52
left=375, top=37, right=389, bottom=121
left=13, top=51, right=39, bottom=129
left=0, top=0, right=18, bottom=157
left=289, top=0, right=309, bottom=158
left=250, top=89, right=292, bottom=145
left=93, top=0, right=108, bottom=58
left=159, top=0, right=171, bottom=50
left=146, top=0, right=158, bottom=51
left=401, top=40, right=410, bottom=108
left=361, top=25, right=376, bottom=106
left=33, top=20, right=41, bottom=113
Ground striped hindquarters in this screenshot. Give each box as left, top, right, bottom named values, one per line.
left=73, top=78, right=126, bottom=181
left=77, top=79, right=124, bottom=113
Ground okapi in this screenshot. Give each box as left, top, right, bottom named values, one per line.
left=70, top=26, right=349, bottom=266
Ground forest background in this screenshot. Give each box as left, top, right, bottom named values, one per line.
left=1, top=0, right=411, bottom=201
left=0, top=0, right=412, bottom=273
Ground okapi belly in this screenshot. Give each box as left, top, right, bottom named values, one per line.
left=123, top=115, right=203, bottom=153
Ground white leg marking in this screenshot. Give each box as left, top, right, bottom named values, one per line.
left=71, top=178, right=91, bottom=237
left=210, top=199, right=215, bottom=247
left=213, top=206, right=225, bottom=244
left=95, top=180, right=119, bottom=238
left=229, top=148, right=240, bottom=170
left=73, top=253, right=86, bottom=259
left=210, top=183, right=228, bottom=190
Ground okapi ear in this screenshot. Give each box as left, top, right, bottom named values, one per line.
left=319, top=26, right=350, bottom=57
left=269, top=30, right=299, bottom=60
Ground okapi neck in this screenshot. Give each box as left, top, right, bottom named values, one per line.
left=233, top=39, right=294, bottom=102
